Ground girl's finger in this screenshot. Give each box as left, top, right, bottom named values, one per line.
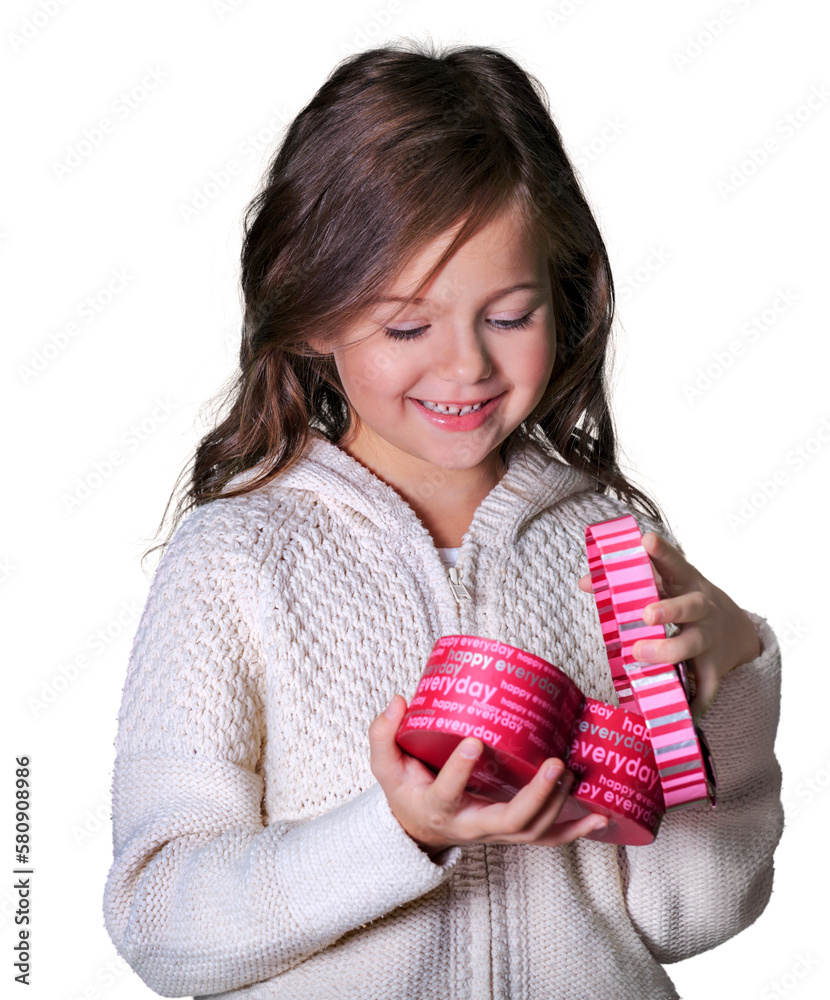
left=426, top=738, right=490, bottom=819
left=477, top=760, right=572, bottom=839
left=632, top=626, right=707, bottom=666
left=643, top=590, right=708, bottom=627
left=511, top=764, right=578, bottom=837
left=690, top=662, right=720, bottom=721
left=367, top=695, right=407, bottom=782
left=469, top=759, right=587, bottom=846
left=535, top=810, right=610, bottom=847
left=641, top=532, right=698, bottom=594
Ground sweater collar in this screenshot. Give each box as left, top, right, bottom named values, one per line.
left=266, top=429, right=598, bottom=547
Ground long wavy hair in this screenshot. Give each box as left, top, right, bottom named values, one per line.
left=144, top=38, right=668, bottom=568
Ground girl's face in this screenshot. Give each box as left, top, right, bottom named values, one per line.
left=310, top=204, right=556, bottom=492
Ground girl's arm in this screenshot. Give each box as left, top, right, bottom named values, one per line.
left=620, top=610, right=783, bottom=960
left=102, top=508, right=462, bottom=998
left=604, top=519, right=784, bottom=961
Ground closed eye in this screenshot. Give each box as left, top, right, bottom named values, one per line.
left=384, top=310, right=537, bottom=342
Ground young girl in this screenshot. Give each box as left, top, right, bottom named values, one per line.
left=102, top=40, right=783, bottom=1000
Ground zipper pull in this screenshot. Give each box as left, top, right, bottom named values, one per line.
left=448, top=565, right=472, bottom=602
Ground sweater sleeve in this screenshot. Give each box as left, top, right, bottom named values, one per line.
left=102, top=507, right=462, bottom=999
left=617, top=513, right=784, bottom=962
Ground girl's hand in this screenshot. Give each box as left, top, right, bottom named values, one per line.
left=578, top=530, right=762, bottom=719
left=368, top=696, right=609, bottom=857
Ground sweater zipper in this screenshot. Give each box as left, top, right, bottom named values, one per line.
left=443, top=551, right=494, bottom=996
left=447, top=558, right=472, bottom=603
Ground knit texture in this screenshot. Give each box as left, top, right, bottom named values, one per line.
left=103, top=431, right=784, bottom=999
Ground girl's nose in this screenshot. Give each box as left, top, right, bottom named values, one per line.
left=432, top=322, right=493, bottom=384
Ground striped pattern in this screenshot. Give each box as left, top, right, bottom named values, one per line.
left=585, top=515, right=716, bottom=811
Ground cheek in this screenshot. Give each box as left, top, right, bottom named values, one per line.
left=338, top=349, right=413, bottom=409
left=363, top=352, right=419, bottom=399
left=517, top=335, right=556, bottom=386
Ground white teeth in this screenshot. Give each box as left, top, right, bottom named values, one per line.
left=419, top=399, right=487, bottom=415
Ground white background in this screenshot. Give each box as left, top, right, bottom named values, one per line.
left=3, top=1, right=828, bottom=998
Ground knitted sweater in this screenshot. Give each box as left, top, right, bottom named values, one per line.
left=102, top=430, right=784, bottom=1000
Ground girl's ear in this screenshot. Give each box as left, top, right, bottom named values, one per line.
left=305, top=334, right=328, bottom=355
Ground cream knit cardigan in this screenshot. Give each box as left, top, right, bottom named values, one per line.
left=103, top=431, right=784, bottom=999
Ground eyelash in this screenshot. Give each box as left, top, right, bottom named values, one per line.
left=383, top=310, right=537, bottom=342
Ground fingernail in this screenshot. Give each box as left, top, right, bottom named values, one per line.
left=384, top=697, right=397, bottom=718
left=592, top=816, right=609, bottom=830
left=459, top=739, right=480, bottom=759
left=637, top=641, right=656, bottom=659
left=647, top=605, right=664, bottom=624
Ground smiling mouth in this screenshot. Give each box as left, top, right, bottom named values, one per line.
left=413, top=394, right=501, bottom=415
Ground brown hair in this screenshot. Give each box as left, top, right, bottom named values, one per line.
left=144, top=38, right=668, bottom=568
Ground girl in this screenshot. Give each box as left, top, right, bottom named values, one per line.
left=102, top=40, right=783, bottom=1000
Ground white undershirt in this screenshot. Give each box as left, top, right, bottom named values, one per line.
left=436, top=546, right=461, bottom=568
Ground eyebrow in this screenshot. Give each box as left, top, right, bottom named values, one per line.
left=372, top=282, right=545, bottom=305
